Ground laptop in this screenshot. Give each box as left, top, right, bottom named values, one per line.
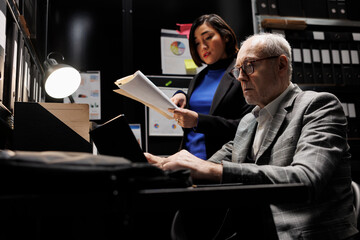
left=90, top=114, right=147, bottom=162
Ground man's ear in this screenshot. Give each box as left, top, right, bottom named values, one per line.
left=278, top=55, right=288, bottom=74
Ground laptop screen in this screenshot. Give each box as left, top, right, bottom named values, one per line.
left=90, top=114, right=147, bottom=162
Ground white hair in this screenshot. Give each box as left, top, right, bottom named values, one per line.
left=241, top=33, right=293, bottom=80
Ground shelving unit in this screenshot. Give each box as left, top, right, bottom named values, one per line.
left=251, top=0, right=360, bottom=181
left=254, top=15, right=360, bottom=33
left=251, top=0, right=360, bottom=33
left=5, top=0, right=44, bottom=74
left=2, top=0, right=45, bottom=113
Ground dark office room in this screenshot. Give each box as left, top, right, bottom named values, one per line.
left=1, top=0, right=360, bottom=239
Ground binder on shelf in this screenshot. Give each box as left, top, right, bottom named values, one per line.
left=346, top=0, right=360, bottom=21
left=349, top=42, right=360, bottom=84
left=346, top=103, right=358, bottom=138
left=301, top=42, right=315, bottom=84
left=29, top=64, right=37, bottom=101
left=337, top=0, right=347, bottom=19
left=256, top=0, right=269, bottom=15
left=3, top=22, right=18, bottom=111
left=0, top=46, right=4, bottom=102
left=22, top=47, right=30, bottom=102
left=267, top=0, right=278, bottom=15
left=330, top=43, right=343, bottom=85
left=292, top=46, right=304, bottom=84
left=303, top=0, right=328, bottom=18
left=327, top=32, right=351, bottom=85
left=16, top=35, right=25, bottom=102
left=327, top=0, right=347, bottom=19
left=320, top=43, right=334, bottom=84
left=339, top=43, right=353, bottom=85
left=0, top=0, right=6, bottom=102
left=285, top=31, right=305, bottom=84
left=327, top=0, right=338, bottom=19
left=277, top=0, right=304, bottom=17
left=311, top=42, right=324, bottom=84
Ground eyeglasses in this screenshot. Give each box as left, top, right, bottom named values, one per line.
left=230, top=55, right=280, bottom=78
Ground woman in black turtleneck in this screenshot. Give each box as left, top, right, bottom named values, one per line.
left=170, top=14, right=253, bottom=160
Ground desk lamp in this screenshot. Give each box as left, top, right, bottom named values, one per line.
left=44, top=52, right=81, bottom=101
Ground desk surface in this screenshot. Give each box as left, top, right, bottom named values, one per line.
left=134, top=183, right=309, bottom=210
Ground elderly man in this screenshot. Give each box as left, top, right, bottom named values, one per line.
left=145, top=33, right=358, bottom=239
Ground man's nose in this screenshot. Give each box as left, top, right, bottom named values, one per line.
left=238, top=68, right=248, bottom=82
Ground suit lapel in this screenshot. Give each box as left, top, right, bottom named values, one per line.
left=233, top=114, right=257, bottom=163
left=255, top=85, right=301, bottom=163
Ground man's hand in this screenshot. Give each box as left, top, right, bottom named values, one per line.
left=144, top=150, right=223, bottom=182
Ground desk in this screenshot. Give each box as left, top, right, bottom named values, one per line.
left=0, top=150, right=309, bottom=239
left=129, top=183, right=309, bottom=240
left=134, top=183, right=309, bottom=208
left=0, top=183, right=309, bottom=240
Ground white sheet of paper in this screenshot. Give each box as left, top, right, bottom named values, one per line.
left=114, top=70, right=178, bottom=119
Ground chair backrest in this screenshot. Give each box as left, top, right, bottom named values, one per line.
left=351, top=181, right=360, bottom=228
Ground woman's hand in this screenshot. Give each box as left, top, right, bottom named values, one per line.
left=171, top=93, right=187, bottom=108
left=168, top=108, right=199, bottom=128
left=144, top=150, right=222, bottom=181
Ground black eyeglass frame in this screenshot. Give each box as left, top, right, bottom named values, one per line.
left=231, top=55, right=280, bottom=78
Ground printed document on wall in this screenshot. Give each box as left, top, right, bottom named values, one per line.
left=64, top=71, right=101, bottom=120
left=148, top=87, right=187, bottom=136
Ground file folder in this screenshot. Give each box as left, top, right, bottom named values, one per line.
left=16, top=35, right=25, bottom=102
left=301, top=42, right=315, bottom=84
left=278, top=0, right=304, bottom=17
left=346, top=0, right=360, bottom=20
left=350, top=43, right=360, bottom=84
left=303, top=0, right=328, bottom=18
left=0, top=0, right=6, bottom=102
left=267, top=0, right=278, bottom=15
left=292, top=45, right=304, bottom=84
left=331, top=43, right=343, bottom=85
left=320, top=43, right=335, bottom=84
left=327, top=0, right=339, bottom=19
left=13, top=102, right=92, bottom=153
left=337, top=0, right=347, bottom=19
left=339, top=43, right=354, bottom=85
left=256, top=0, right=269, bottom=15
left=3, top=22, right=18, bottom=111
left=311, top=42, right=324, bottom=84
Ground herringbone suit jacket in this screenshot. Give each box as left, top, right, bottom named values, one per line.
left=209, top=84, right=358, bottom=239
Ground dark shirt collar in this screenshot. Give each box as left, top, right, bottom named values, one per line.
left=207, top=56, right=235, bottom=70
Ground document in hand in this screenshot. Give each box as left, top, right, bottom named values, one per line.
left=114, top=70, right=178, bottom=119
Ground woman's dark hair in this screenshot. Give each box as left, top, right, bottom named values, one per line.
left=189, top=14, right=239, bottom=66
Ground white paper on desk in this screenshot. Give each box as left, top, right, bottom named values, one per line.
left=114, top=70, right=178, bottom=119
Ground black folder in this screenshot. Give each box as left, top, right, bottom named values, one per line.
left=339, top=42, right=354, bottom=85
left=330, top=42, right=344, bottom=85
left=90, top=114, right=147, bottom=162
left=256, top=0, right=269, bottom=15
left=320, top=43, right=335, bottom=84
left=311, top=42, right=324, bottom=84
left=301, top=42, right=315, bottom=84
left=350, top=42, right=360, bottom=84
left=13, top=102, right=92, bottom=153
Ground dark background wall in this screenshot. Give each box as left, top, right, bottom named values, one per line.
left=46, top=0, right=253, bottom=120
left=45, top=0, right=253, bottom=150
